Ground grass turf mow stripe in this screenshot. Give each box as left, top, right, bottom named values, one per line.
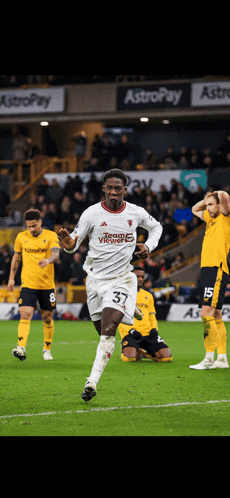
left=1, top=399, right=230, bottom=420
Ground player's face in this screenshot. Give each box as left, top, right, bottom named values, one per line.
left=102, top=177, right=127, bottom=211
left=205, top=196, right=221, bottom=218
left=26, top=219, right=43, bottom=237
left=135, top=270, right=145, bottom=290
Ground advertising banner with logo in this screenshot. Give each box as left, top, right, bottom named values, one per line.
left=191, top=81, right=230, bottom=107
left=117, top=83, right=191, bottom=110
left=2, top=302, right=230, bottom=321
left=45, top=169, right=207, bottom=195
left=0, top=87, right=65, bottom=114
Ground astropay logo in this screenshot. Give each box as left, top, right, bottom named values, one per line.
left=192, top=81, right=230, bottom=107
left=124, top=86, right=182, bottom=106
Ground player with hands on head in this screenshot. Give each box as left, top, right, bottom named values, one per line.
left=190, top=190, right=230, bottom=369
left=59, top=168, right=163, bottom=401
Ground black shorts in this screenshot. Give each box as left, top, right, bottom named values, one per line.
left=121, top=328, right=168, bottom=358
left=18, top=287, right=56, bottom=311
left=199, top=266, right=229, bottom=309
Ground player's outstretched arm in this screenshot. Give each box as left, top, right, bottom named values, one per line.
left=58, top=228, right=79, bottom=251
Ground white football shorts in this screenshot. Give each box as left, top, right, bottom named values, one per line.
left=86, top=271, right=137, bottom=325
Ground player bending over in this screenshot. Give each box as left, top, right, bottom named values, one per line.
left=59, top=169, right=163, bottom=401
left=118, top=266, right=172, bottom=362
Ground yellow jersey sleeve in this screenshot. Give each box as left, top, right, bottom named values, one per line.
left=50, top=231, right=60, bottom=249
left=14, top=233, right=23, bottom=253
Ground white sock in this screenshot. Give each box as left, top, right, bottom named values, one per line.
left=88, top=335, right=115, bottom=385
left=217, top=354, right=227, bottom=361
left=205, top=351, right=214, bottom=362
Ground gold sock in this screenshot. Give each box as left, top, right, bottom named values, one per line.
left=18, top=319, right=31, bottom=349
left=43, top=320, right=54, bottom=350
left=121, top=353, right=137, bottom=362
left=215, top=319, right=227, bottom=354
left=202, top=316, right=218, bottom=352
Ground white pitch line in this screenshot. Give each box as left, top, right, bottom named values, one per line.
left=1, top=399, right=230, bottom=420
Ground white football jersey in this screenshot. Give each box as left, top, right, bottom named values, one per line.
left=66, top=200, right=162, bottom=280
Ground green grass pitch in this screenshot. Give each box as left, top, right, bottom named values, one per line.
left=1, top=319, right=230, bottom=436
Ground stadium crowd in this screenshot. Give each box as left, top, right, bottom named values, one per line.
left=1, top=130, right=230, bottom=292
left=0, top=170, right=214, bottom=289
left=76, top=131, right=230, bottom=173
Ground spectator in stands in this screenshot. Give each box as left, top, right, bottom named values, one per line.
left=54, top=250, right=72, bottom=283
left=158, top=202, right=169, bottom=223
left=46, top=179, right=63, bottom=203
left=168, top=193, right=179, bottom=213
left=190, top=151, right=202, bottom=168
left=71, top=252, right=85, bottom=285
left=86, top=173, right=102, bottom=202
left=115, top=134, right=133, bottom=165
left=91, top=134, right=104, bottom=160
left=0, top=244, right=18, bottom=285
left=161, top=217, right=179, bottom=246
left=72, top=131, right=87, bottom=158
left=0, top=188, right=9, bottom=218
left=132, top=186, right=146, bottom=207
left=12, top=132, right=28, bottom=160
left=171, top=251, right=184, bottom=268
left=58, top=203, right=72, bottom=225
left=26, top=138, right=41, bottom=159
left=144, top=256, right=160, bottom=282
left=70, top=191, right=87, bottom=218
left=143, top=149, right=158, bottom=170
left=73, top=175, right=83, bottom=194
left=39, top=204, right=54, bottom=231
left=4, top=206, right=22, bottom=226
left=159, top=184, right=171, bottom=203
left=159, top=256, right=171, bottom=277
left=63, top=176, right=77, bottom=199
left=222, top=152, right=230, bottom=169
left=36, top=177, right=49, bottom=198
left=173, top=200, right=193, bottom=224
left=219, top=132, right=230, bottom=155
left=202, top=150, right=214, bottom=170
left=177, top=182, right=194, bottom=206
left=170, top=178, right=178, bottom=195
left=178, top=155, right=189, bottom=169
left=45, top=203, right=59, bottom=226
left=96, top=136, right=114, bottom=171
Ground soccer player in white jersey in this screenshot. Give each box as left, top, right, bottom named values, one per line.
left=59, top=169, right=162, bottom=402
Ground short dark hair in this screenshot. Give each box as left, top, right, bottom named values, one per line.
left=133, top=265, right=145, bottom=273
left=24, top=209, right=42, bottom=221
left=102, top=168, right=128, bottom=186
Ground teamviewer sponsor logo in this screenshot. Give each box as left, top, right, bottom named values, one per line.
left=98, top=232, right=134, bottom=243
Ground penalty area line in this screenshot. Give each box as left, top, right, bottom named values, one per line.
left=1, top=399, right=230, bottom=420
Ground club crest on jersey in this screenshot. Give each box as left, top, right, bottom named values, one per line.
left=127, top=219, right=133, bottom=227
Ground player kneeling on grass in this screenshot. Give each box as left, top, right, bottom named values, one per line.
left=118, top=266, right=172, bottom=362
